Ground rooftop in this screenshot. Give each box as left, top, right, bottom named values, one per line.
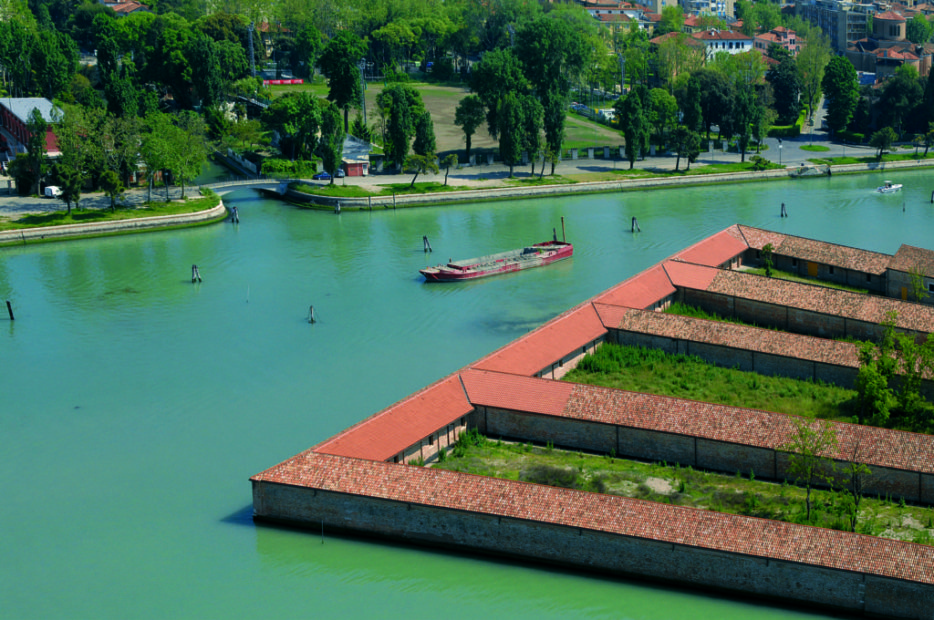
left=0, top=98, right=61, bottom=125
left=253, top=452, right=934, bottom=586
left=737, top=225, right=892, bottom=275
left=889, top=244, right=934, bottom=275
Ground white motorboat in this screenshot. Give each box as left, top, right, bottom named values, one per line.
left=877, top=180, right=903, bottom=193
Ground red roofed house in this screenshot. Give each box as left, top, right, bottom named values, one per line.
left=103, top=1, right=150, bottom=16
left=692, top=29, right=754, bottom=58
left=754, top=27, right=800, bottom=56
left=846, top=9, right=932, bottom=77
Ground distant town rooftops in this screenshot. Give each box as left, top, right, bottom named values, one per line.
left=875, top=10, right=907, bottom=20
left=692, top=29, right=753, bottom=41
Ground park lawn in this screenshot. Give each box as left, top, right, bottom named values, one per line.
left=0, top=193, right=221, bottom=231
left=563, top=343, right=858, bottom=422
left=502, top=174, right=578, bottom=186
left=434, top=434, right=934, bottom=544
left=290, top=183, right=376, bottom=198
left=800, top=145, right=830, bottom=152
left=809, top=153, right=934, bottom=166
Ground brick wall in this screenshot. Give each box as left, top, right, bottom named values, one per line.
left=253, top=481, right=934, bottom=619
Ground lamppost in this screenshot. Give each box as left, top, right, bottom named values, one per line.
left=778, top=138, right=782, bottom=166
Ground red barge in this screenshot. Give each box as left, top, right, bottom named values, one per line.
left=420, top=240, right=574, bottom=282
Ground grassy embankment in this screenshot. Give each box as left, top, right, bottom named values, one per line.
left=808, top=152, right=934, bottom=166
left=434, top=430, right=934, bottom=543
left=0, top=190, right=222, bottom=232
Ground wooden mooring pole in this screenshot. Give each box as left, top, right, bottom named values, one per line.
left=191, top=265, right=202, bottom=283
left=5, top=300, right=13, bottom=320
left=308, top=305, right=317, bottom=324
left=561, top=217, right=566, bottom=242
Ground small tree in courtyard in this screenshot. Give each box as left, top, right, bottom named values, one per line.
left=780, top=416, right=838, bottom=523
left=762, top=243, right=774, bottom=277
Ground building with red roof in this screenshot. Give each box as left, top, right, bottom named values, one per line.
left=691, top=29, right=754, bottom=58
left=754, top=26, right=800, bottom=56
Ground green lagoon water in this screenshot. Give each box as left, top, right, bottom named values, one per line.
left=3, top=169, right=932, bottom=619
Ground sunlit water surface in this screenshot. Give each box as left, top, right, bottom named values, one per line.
left=3, top=169, right=931, bottom=619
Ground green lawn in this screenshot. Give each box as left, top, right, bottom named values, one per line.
left=0, top=192, right=221, bottom=231
left=563, top=343, right=858, bottom=422
left=434, top=432, right=934, bottom=544
left=800, top=145, right=830, bottom=152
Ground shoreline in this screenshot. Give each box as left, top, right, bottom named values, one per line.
left=0, top=200, right=228, bottom=247
left=1, top=157, right=930, bottom=243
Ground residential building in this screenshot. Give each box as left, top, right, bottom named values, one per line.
left=691, top=29, right=754, bottom=57
left=0, top=98, right=61, bottom=157
left=796, top=0, right=873, bottom=52
left=845, top=7, right=932, bottom=78
left=754, top=26, right=800, bottom=56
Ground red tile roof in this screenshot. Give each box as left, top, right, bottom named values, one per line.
left=738, top=225, right=891, bottom=275
left=312, top=374, right=472, bottom=461
left=890, top=244, right=934, bottom=275
left=460, top=368, right=573, bottom=417
left=471, top=303, right=607, bottom=376
left=593, top=263, right=676, bottom=309
left=692, top=29, right=753, bottom=42
left=614, top=308, right=861, bottom=367
left=661, top=259, right=720, bottom=290
left=704, top=268, right=934, bottom=333
left=672, top=225, right=748, bottom=267
left=252, top=452, right=934, bottom=585
left=875, top=10, right=907, bottom=21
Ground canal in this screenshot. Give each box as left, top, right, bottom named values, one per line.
left=2, top=169, right=931, bottom=619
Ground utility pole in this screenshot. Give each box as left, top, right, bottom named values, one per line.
left=618, top=53, right=626, bottom=94
left=359, top=58, right=367, bottom=128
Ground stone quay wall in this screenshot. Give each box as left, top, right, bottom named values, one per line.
left=469, top=405, right=934, bottom=505
left=0, top=201, right=228, bottom=246
left=252, top=477, right=934, bottom=619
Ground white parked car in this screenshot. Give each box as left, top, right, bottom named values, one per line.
left=44, top=185, right=61, bottom=198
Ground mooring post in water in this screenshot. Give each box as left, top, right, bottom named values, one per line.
left=930, top=190, right=933, bottom=204
left=191, top=265, right=202, bottom=283
left=631, top=216, right=640, bottom=233
left=553, top=228, right=557, bottom=243
left=308, top=305, right=316, bottom=324
left=781, top=202, right=787, bottom=218
left=335, top=201, right=341, bottom=214
left=423, top=235, right=432, bottom=252
left=231, top=205, right=239, bottom=223
left=5, top=300, right=13, bottom=320
left=561, top=216, right=566, bottom=242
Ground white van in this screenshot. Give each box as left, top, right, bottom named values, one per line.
left=44, top=185, right=61, bottom=198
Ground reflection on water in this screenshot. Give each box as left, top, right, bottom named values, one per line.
left=2, top=170, right=932, bottom=619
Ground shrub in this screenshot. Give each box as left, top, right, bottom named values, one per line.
left=520, top=464, right=580, bottom=489
left=837, top=130, right=865, bottom=144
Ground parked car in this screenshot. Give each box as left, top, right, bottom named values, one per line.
left=334, top=168, right=345, bottom=178
left=312, top=171, right=331, bottom=181
left=44, top=185, right=61, bottom=198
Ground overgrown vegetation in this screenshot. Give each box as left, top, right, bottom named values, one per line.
left=435, top=436, right=934, bottom=542
left=743, top=267, right=870, bottom=293
left=564, top=344, right=858, bottom=422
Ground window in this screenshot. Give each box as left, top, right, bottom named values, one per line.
left=866, top=274, right=872, bottom=282
left=429, top=435, right=434, bottom=445
left=829, top=266, right=835, bottom=275
left=928, top=282, right=934, bottom=293
left=394, top=456, right=399, bottom=463
left=792, top=258, right=797, bottom=267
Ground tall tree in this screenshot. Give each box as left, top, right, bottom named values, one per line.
left=263, top=91, right=321, bottom=160
left=796, top=26, right=831, bottom=121
left=767, top=55, right=801, bottom=124
left=615, top=88, right=649, bottom=169
left=168, top=112, right=210, bottom=199
left=412, top=111, right=436, bottom=157
left=320, top=30, right=368, bottom=132
left=469, top=47, right=529, bottom=142
left=515, top=16, right=587, bottom=169
left=729, top=82, right=757, bottom=163
left=317, top=101, right=345, bottom=184
left=376, top=84, right=424, bottom=170
left=648, top=88, right=678, bottom=147
left=520, top=94, right=544, bottom=176
left=291, top=23, right=322, bottom=79
left=496, top=92, right=526, bottom=178
left=671, top=125, right=700, bottom=171
left=878, top=64, right=923, bottom=136
left=693, top=69, right=734, bottom=141
left=821, top=57, right=859, bottom=136
left=26, top=107, right=49, bottom=197
left=454, top=94, right=485, bottom=162
left=907, top=14, right=933, bottom=44
left=870, top=127, right=897, bottom=160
